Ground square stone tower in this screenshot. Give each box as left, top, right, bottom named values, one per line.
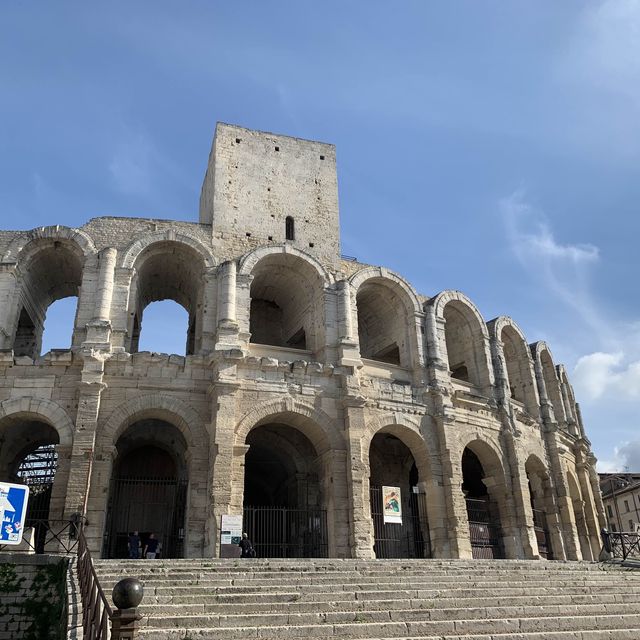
left=199, top=123, right=341, bottom=266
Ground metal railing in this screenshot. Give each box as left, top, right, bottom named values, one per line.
left=0, top=518, right=79, bottom=554
left=602, top=528, right=640, bottom=561
left=77, top=525, right=113, bottom=639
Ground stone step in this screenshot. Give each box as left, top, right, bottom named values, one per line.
left=134, top=585, right=640, bottom=605
left=141, top=633, right=640, bottom=640
left=141, top=602, right=640, bottom=629
left=136, top=592, right=640, bottom=615
left=136, top=613, right=640, bottom=638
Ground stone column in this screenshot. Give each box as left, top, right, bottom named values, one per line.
left=63, top=379, right=108, bottom=555
left=205, top=368, right=242, bottom=557
left=0, top=264, right=18, bottom=350
left=85, top=248, right=117, bottom=347
left=501, top=432, right=537, bottom=559
left=576, top=460, right=602, bottom=559
left=318, top=448, right=351, bottom=558
left=337, top=281, right=361, bottom=367
left=48, top=444, right=72, bottom=521
left=344, top=402, right=375, bottom=558
left=435, top=415, right=472, bottom=559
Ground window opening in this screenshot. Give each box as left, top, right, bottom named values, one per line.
left=285, top=216, right=295, bottom=241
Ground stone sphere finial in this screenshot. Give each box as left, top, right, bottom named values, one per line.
left=112, top=578, right=144, bottom=610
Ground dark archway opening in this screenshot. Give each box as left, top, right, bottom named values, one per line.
left=369, top=433, right=430, bottom=558
left=243, top=424, right=327, bottom=557
left=0, top=420, right=60, bottom=552
left=462, top=447, right=504, bottom=558
left=103, top=420, right=188, bottom=559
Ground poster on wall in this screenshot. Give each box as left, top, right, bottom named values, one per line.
left=382, top=486, right=402, bottom=524
left=221, top=514, right=243, bottom=544
left=0, top=482, right=30, bottom=545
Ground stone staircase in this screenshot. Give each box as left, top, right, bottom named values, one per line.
left=93, top=559, right=640, bottom=639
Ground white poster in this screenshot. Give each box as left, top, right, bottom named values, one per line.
left=382, top=486, right=402, bottom=524
left=221, top=514, right=243, bottom=545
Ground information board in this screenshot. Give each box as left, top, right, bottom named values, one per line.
left=0, top=482, right=30, bottom=545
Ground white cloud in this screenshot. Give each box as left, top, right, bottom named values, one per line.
left=574, top=351, right=640, bottom=401
left=598, top=440, right=640, bottom=473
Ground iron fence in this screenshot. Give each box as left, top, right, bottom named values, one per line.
left=0, top=518, right=79, bottom=555
left=466, top=497, right=504, bottom=559
left=243, top=505, right=328, bottom=558
left=602, top=529, right=640, bottom=561
left=532, top=508, right=553, bottom=559
left=370, top=487, right=431, bottom=559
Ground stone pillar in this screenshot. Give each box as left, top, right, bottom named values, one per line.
left=344, top=402, right=375, bottom=558
left=48, top=444, right=72, bottom=520
left=435, top=416, right=472, bottom=559
left=576, top=460, right=602, bottom=559
left=85, top=248, right=117, bottom=347
left=0, top=264, right=18, bottom=349
left=318, top=448, right=351, bottom=558
left=337, top=281, right=361, bottom=367
left=205, top=367, right=241, bottom=556
left=62, top=378, right=107, bottom=555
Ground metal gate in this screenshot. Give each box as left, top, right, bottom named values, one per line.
left=103, top=476, right=188, bottom=559
left=242, top=506, right=328, bottom=558
left=466, top=497, right=504, bottom=559
left=16, top=444, right=58, bottom=553
left=370, top=487, right=430, bottom=559
left=532, top=508, right=553, bottom=559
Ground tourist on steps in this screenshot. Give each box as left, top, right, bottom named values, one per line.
left=239, top=532, right=256, bottom=558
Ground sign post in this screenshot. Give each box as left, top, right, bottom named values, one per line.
left=0, top=482, right=30, bottom=545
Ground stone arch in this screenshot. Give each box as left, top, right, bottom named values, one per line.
left=99, top=394, right=208, bottom=452
left=125, top=238, right=211, bottom=355
left=6, top=230, right=96, bottom=357
left=0, top=397, right=74, bottom=447
left=2, top=226, right=97, bottom=264
left=489, top=316, right=540, bottom=414
left=531, top=341, right=567, bottom=426
left=239, top=246, right=332, bottom=355
left=349, top=268, right=423, bottom=368
left=430, top=290, right=494, bottom=391
left=234, top=397, right=343, bottom=455
left=349, top=267, right=422, bottom=316
left=238, top=244, right=334, bottom=286
left=557, top=364, right=579, bottom=433
left=120, top=230, right=216, bottom=270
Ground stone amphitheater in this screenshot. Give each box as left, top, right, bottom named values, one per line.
left=0, top=121, right=604, bottom=560
left=2, top=122, right=626, bottom=638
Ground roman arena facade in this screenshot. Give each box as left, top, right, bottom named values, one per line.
left=0, top=123, right=605, bottom=561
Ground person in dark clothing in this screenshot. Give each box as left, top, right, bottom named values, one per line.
left=238, top=532, right=255, bottom=558
left=128, top=531, right=140, bottom=559
left=143, top=533, right=159, bottom=559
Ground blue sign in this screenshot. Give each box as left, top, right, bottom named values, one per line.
left=0, top=482, right=30, bottom=545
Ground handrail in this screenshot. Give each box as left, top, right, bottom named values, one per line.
left=77, top=525, right=112, bottom=640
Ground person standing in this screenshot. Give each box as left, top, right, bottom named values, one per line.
left=238, top=532, right=255, bottom=558
left=128, top=530, right=141, bottom=559
left=144, top=533, right=159, bottom=559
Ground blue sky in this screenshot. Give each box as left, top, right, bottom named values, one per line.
left=1, top=2, right=639, bottom=471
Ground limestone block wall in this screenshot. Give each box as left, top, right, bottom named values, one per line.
left=0, top=554, right=67, bottom=640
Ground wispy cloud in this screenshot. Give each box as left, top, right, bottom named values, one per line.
left=574, top=351, right=640, bottom=400
left=501, top=190, right=603, bottom=338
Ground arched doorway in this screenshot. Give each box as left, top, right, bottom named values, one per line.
left=526, top=456, right=555, bottom=559
left=462, top=446, right=504, bottom=558
left=368, top=432, right=430, bottom=558
left=242, top=424, right=328, bottom=557
left=103, top=420, right=188, bottom=559
left=0, top=419, right=60, bottom=552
